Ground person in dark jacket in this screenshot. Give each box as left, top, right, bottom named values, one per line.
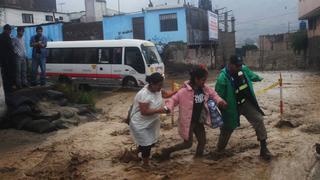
left=30, top=26, right=48, bottom=86
left=0, top=24, right=16, bottom=94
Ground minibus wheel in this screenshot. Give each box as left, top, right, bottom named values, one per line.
left=122, top=77, right=137, bottom=87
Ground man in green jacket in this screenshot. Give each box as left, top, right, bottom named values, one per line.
left=214, top=55, right=272, bottom=161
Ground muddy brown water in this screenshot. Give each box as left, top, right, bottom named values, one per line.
left=0, top=71, right=320, bottom=179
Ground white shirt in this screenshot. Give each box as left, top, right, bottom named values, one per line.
left=129, top=86, right=163, bottom=146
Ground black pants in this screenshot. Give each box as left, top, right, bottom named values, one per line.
left=2, top=65, right=16, bottom=94
left=139, top=144, right=154, bottom=158
left=163, top=121, right=206, bottom=156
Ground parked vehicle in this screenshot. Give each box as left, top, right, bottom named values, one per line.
left=46, top=39, right=165, bottom=87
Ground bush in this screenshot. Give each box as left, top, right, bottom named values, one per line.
left=291, top=30, right=308, bottom=55
left=53, top=83, right=96, bottom=108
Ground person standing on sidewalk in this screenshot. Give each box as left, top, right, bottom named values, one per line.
left=213, top=55, right=272, bottom=161
left=30, top=26, right=48, bottom=86
left=12, top=27, right=28, bottom=89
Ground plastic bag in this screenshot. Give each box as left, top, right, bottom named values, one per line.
left=207, top=98, right=223, bottom=128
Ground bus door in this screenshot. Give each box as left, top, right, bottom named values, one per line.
left=96, top=48, right=115, bottom=84
left=124, top=47, right=146, bottom=84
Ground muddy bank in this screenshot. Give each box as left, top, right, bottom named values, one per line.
left=0, top=71, right=320, bottom=180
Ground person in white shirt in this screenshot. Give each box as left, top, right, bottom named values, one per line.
left=129, top=72, right=174, bottom=167
left=12, top=27, right=28, bottom=88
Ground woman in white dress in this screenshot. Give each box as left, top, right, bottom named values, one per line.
left=129, top=72, right=173, bottom=166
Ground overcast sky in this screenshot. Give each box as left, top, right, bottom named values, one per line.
left=56, top=0, right=300, bottom=46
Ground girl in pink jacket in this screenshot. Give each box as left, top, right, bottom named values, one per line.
left=159, top=66, right=227, bottom=159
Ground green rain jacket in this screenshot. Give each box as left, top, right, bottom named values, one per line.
left=215, top=65, right=264, bottom=130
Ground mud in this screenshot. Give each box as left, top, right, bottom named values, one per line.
left=0, top=71, right=320, bottom=180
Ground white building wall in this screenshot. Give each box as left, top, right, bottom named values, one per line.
left=0, top=8, right=70, bottom=26
left=94, top=0, right=107, bottom=21
left=85, top=0, right=96, bottom=22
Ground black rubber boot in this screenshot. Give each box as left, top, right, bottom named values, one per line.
left=260, top=140, right=272, bottom=161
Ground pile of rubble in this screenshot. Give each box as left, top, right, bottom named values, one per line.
left=0, top=87, right=97, bottom=133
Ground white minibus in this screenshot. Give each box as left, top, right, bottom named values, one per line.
left=46, top=39, right=165, bottom=87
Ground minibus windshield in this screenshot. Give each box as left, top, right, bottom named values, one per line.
left=141, top=45, right=162, bottom=65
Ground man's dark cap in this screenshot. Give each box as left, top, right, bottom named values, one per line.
left=3, top=24, right=12, bottom=30
left=229, top=55, right=243, bottom=65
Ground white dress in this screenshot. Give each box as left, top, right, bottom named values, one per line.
left=129, top=86, right=163, bottom=146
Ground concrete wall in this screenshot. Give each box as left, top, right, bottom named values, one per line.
left=85, top=0, right=96, bottom=22
left=0, top=8, right=70, bottom=26
left=244, top=50, right=306, bottom=70
left=145, top=8, right=187, bottom=44
left=163, top=44, right=213, bottom=66
left=161, top=31, right=235, bottom=68
left=308, top=16, right=320, bottom=38
left=299, top=0, right=320, bottom=18
left=307, top=36, right=320, bottom=69
left=63, top=22, right=103, bottom=41
left=84, top=0, right=107, bottom=22
left=103, top=8, right=187, bottom=44
left=244, top=33, right=307, bottom=70
left=215, top=31, right=236, bottom=68
left=103, top=13, right=143, bottom=40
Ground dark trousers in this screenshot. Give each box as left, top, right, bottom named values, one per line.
left=2, top=62, right=16, bottom=94
left=217, top=100, right=267, bottom=151
left=139, top=145, right=154, bottom=158
left=164, top=121, right=206, bottom=156
left=31, top=54, right=46, bottom=85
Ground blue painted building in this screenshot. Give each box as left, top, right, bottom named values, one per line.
left=103, top=6, right=211, bottom=45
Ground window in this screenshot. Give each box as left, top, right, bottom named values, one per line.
left=59, top=16, right=64, bottom=21
left=99, top=47, right=122, bottom=64
left=160, top=13, right=178, bottom=32
left=141, top=45, right=162, bottom=64
left=47, top=48, right=98, bottom=64
left=45, top=15, right=54, bottom=22
left=22, top=14, right=34, bottom=23
left=125, top=47, right=145, bottom=74
left=72, top=48, right=97, bottom=64
left=309, top=18, right=317, bottom=30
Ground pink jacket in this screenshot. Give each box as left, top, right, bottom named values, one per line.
left=165, top=82, right=224, bottom=140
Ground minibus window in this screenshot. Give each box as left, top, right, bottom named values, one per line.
left=141, top=45, right=162, bottom=65
left=100, top=47, right=122, bottom=64
left=125, top=47, right=145, bottom=74
left=48, top=48, right=97, bottom=64
left=72, top=48, right=97, bottom=64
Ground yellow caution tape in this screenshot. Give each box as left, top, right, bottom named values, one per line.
left=255, top=81, right=280, bottom=96
left=172, top=80, right=280, bottom=96
left=173, top=83, right=181, bottom=91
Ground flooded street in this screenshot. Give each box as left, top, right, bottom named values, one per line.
left=1, top=71, right=320, bottom=180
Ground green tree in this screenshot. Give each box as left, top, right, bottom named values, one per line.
left=290, top=30, right=308, bottom=55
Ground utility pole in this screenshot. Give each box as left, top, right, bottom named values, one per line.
left=288, top=22, right=291, bottom=33
left=118, top=0, right=120, bottom=14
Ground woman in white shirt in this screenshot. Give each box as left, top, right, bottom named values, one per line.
left=129, top=72, right=173, bottom=167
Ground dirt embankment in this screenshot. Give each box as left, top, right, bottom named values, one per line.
left=0, top=71, right=320, bottom=180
